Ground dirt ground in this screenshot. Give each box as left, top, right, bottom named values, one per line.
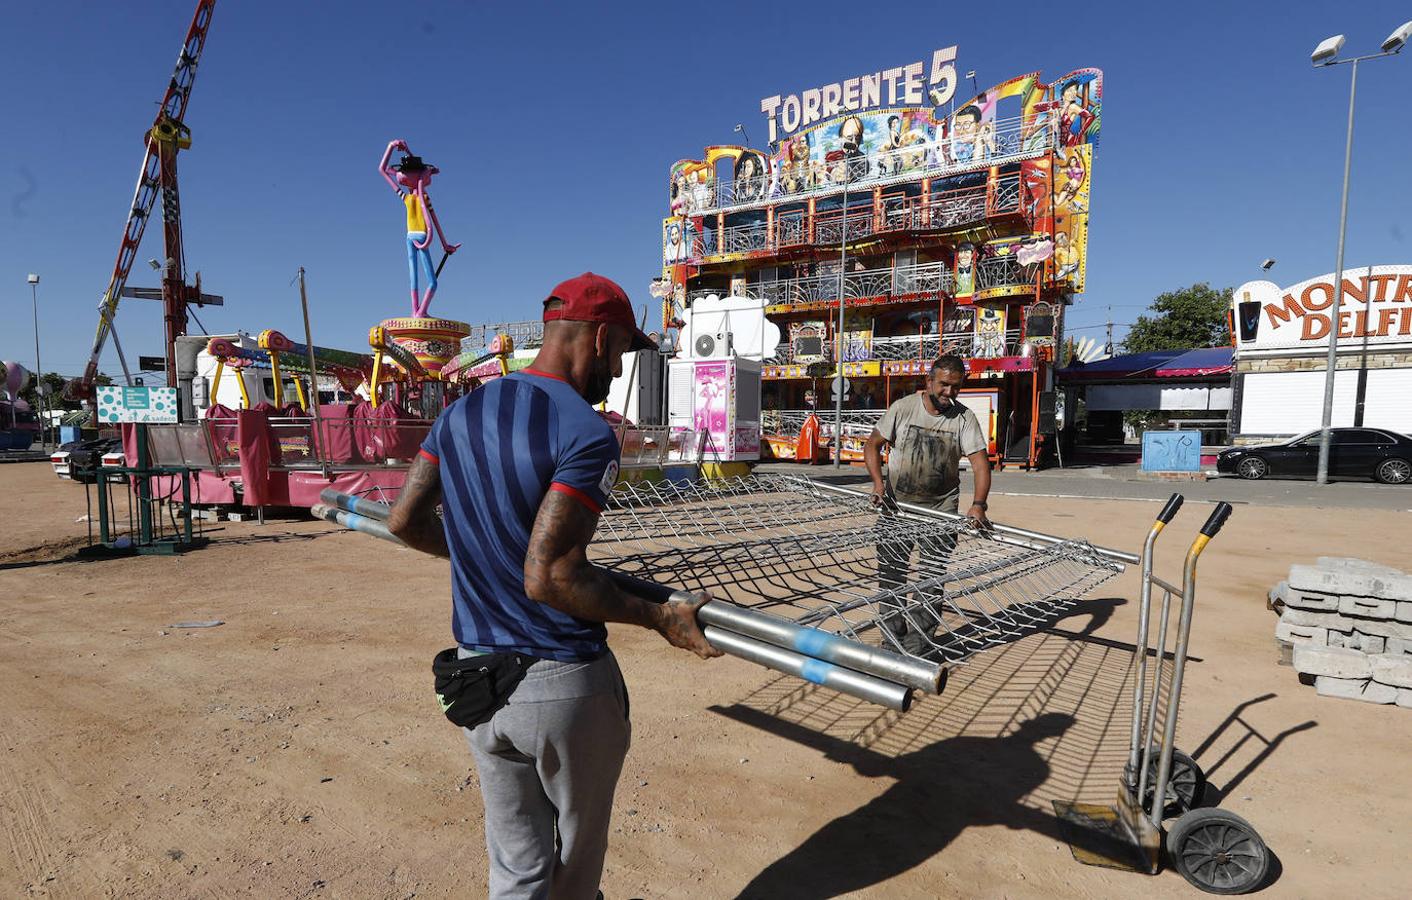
left=2, top=462, right=1409, bottom=899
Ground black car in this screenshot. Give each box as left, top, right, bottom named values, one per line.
left=1217, top=428, right=1412, bottom=484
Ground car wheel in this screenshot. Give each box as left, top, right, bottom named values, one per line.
left=1236, top=456, right=1268, bottom=480
left=1375, top=458, right=1411, bottom=485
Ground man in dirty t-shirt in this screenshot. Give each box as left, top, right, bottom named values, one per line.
left=864, top=355, right=992, bottom=655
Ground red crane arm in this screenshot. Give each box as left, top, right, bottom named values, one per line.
left=77, top=0, right=216, bottom=394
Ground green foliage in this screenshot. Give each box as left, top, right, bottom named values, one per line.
left=1123, top=283, right=1232, bottom=354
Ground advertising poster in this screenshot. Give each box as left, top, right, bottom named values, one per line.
left=694, top=361, right=732, bottom=456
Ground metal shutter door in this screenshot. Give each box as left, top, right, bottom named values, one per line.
left=1363, top=368, right=1412, bottom=434
left=1240, top=370, right=1357, bottom=435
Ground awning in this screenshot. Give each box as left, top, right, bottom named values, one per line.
left=1057, top=347, right=1232, bottom=382
left=1154, top=347, right=1233, bottom=378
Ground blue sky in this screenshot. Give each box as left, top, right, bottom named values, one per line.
left=4, top=0, right=1411, bottom=377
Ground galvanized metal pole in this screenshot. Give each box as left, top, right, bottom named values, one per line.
left=1316, top=59, right=1358, bottom=485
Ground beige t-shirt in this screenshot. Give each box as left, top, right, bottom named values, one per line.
left=877, top=393, right=987, bottom=505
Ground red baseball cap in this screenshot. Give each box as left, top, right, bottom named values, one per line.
left=543, top=272, right=654, bottom=351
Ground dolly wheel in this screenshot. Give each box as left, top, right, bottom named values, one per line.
left=1146, top=748, right=1207, bottom=818
left=1167, top=808, right=1271, bottom=894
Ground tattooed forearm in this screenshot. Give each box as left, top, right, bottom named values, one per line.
left=523, top=491, right=660, bottom=628
left=387, top=455, right=450, bottom=558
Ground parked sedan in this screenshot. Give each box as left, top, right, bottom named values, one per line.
left=1217, top=428, right=1412, bottom=484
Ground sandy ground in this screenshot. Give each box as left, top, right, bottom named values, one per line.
left=2, top=462, right=1409, bottom=899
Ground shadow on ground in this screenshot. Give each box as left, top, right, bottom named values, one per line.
left=712, top=603, right=1316, bottom=897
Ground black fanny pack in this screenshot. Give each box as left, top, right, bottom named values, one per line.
left=432, top=648, right=536, bottom=729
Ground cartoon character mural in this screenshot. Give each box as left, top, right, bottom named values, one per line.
left=694, top=361, right=731, bottom=454
left=733, top=151, right=770, bottom=203
left=670, top=159, right=715, bottom=215
left=379, top=140, right=461, bottom=318
left=1053, top=144, right=1093, bottom=290
left=974, top=304, right=1007, bottom=358
left=663, top=217, right=689, bottom=264
left=1056, top=69, right=1102, bottom=146
left=954, top=242, right=976, bottom=298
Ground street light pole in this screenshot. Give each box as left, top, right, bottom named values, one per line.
left=1315, top=59, right=1358, bottom=485
left=833, top=167, right=850, bottom=469
left=27, top=274, right=43, bottom=448
left=1310, top=22, right=1409, bottom=484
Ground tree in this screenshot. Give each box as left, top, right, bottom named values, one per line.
left=1122, top=283, right=1231, bottom=354
left=20, top=372, right=67, bottom=408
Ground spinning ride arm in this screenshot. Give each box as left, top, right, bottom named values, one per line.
left=75, top=0, right=216, bottom=398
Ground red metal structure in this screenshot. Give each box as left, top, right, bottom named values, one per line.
left=74, top=0, right=217, bottom=397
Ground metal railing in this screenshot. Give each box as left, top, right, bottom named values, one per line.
left=687, top=113, right=1049, bottom=214
left=814, top=207, right=877, bottom=246
left=614, top=425, right=704, bottom=469
left=762, top=327, right=1027, bottom=367
left=974, top=255, right=1041, bottom=294
left=150, top=415, right=701, bottom=476
left=463, top=320, right=544, bottom=354
left=676, top=172, right=1028, bottom=266
left=694, top=260, right=955, bottom=309
left=168, top=416, right=436, bottom=472
left=763, top=409, right=884, bottom=437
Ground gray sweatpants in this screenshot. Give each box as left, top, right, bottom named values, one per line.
left=460, top=648, right=631, bottom=900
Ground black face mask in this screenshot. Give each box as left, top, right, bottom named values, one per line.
left=584, top=353, right=614, bottom=405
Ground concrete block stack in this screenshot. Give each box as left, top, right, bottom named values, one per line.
left=1271, top=557, right=1412, bottom=708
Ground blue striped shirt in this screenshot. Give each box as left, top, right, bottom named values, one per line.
left=420, top=370, right=621, bottom=661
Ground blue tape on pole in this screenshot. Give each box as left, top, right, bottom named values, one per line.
left=795, top=627, right=838, bottom=658
left=799, top=658, right=833, bottom=685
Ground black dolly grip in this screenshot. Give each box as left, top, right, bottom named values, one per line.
left=1200, top=502, right=1234, bottom=538
left=1157, top=493, right=1184, bottom=524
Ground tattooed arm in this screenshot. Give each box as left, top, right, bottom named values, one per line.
left=524, top=490, right=721, bottom=659
left=386, top=455, right=450, bottom=558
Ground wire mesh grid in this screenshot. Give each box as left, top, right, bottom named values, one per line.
left=593, top=475, right=1124, bottom=667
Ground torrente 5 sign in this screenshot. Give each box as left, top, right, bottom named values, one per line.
left=760, top=47, right=959, bottom=144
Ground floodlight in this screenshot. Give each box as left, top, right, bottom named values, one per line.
left=1260, top=258, right=1276, bottom=271
left=1382, top=21, right=1412, bottom=54
left=147, top=258, right=162, bottom=270
left=27, top=273, right=39, bottom=284
left=1312, top=34, right=1345, bottom=65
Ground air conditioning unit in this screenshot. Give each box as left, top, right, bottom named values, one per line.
left=690, top=331, right=734, bottom=359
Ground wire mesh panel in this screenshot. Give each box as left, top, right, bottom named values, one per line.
left=592, top=475, right=1122, bottom=667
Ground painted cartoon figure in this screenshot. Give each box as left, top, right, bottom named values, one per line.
left=379, top=140, right=461, bottom=317
left=948, top=105, right=995, bottom=164
left=734, top=152, right=768, bottom=203
left=1053, top=231, right=1080, bottom=281
left=954, top=242, right=976, bottom=296
left=1058, top=79, right=1095, bottom=146
left=1055, top=149, right=1088, bottom=213
left=974, top=304, right=1006, bottom=358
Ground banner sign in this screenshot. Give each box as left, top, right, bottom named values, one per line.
left=96, top=385, right=179, bottom=424
left=761, top=47, right=958, bottom=143
left=1234, top=265, right=1412, bottom=353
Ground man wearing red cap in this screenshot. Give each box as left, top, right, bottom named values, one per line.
left=389, top=273, right=720, bottom=898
